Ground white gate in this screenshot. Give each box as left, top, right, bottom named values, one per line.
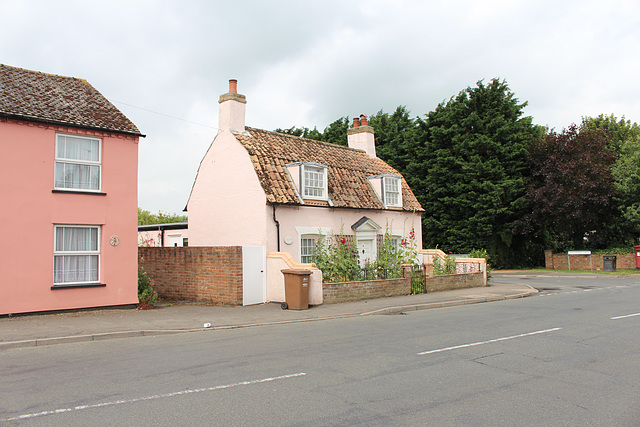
left=242, top=246, right=266, bottom=305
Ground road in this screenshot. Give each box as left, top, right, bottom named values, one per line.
left=1, top=274, right=639, bottom=426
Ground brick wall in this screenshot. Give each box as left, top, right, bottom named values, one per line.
left=323, top=276, right=410, bottom=303
left=426, top=272, right=485, bottom=292
left=138, top=247, right=243, bottom=305
left=544, top=250, right=637, bottom=271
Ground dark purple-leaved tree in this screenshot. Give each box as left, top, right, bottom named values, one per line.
left=521, top=124, right=617, bottom=250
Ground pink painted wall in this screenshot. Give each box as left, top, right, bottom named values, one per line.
left=187, top=130, right=270, bottom=247
left=269, top=205, right=422, bottom=261
left=187, top=129, right=422, bottom=263
left=0, top=119, right=140, bottom=315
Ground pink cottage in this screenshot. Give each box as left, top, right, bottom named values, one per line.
left=0, top=64, right=144, bottom=315
left=186, top=80, right=424, bottom=304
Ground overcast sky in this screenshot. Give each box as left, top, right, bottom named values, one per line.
left=3, top=0, right=639, bottom=214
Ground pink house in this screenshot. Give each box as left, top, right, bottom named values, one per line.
left=186, top=80, right=424, bottom=305
left=0, top=64, right=144, bottom=315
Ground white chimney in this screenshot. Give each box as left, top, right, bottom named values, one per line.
left=347, top=114, right=376, bottom=157
left=218, top=79, right=246, bottom=133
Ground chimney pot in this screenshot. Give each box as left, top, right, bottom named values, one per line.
left=229, top=79, right=238, bottom=94
left=348, top=113, right=376, bottom=157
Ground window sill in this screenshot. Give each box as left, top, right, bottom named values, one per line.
left=51, top=283, right=106, bottom=290
left=52, top=189, right=107, bottom=196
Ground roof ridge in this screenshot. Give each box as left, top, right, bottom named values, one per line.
left=245, top=126, right=367, bottom=154
left=0, top=63, right=86, bottom=82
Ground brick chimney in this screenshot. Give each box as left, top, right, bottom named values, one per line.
left=218, top=79, right=246, bottom=133
left=347, top=114, right=376, bottom=157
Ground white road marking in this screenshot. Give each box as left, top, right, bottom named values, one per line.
left=418, top=328, right=562, bottom=355
left=2, top=372, right=306, bottom=422
left=610, top=312, right=640, bottom=320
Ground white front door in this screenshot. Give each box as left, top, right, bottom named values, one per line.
left=242, top=246, right=266, bottom=305
left=357, top=239, right=374, bottom=267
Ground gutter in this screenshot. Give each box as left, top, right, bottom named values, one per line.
left=0, top=113, right=146, bottom=138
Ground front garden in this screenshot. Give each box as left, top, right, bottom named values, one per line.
left=311, top=225, right=418, bottom=283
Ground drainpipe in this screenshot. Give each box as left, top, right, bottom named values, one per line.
left=272, top=204, right=280, bottom=252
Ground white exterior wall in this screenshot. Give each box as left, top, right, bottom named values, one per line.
left=187, top=130, right=269, bottom=247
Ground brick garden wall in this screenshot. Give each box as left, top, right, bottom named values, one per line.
left=323, top=276, right=411, bottom=303
left=544, top=250, right=636, bottom=271
left=138, top=247, right=243, bottom=305
left=426, top=272, right=485, bottom=292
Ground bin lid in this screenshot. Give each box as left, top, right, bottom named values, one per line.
left=281, top=269, right=313, bottom=275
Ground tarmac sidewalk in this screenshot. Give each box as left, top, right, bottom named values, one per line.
left=0, top=279, right=537, bottom=350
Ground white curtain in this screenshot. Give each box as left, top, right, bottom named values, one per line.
left=56, top=136, right=99, bottom=161
left=55, top=163, right=100, bottom=190
left=54, top=227, right=99, bottom=283
left=54, top=255, right=99, bottom=283
left=55, top=136, right=100, bottom=190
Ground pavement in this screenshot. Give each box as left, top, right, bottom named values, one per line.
left=0, top=274, right=537, bottom=350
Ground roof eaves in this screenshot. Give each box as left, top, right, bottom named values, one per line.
left=0, top=111, right=145, bottom=137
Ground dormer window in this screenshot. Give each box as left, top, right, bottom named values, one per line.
left=303, top=165, right=326, bottom=199
left=284, top=162, right=329, bottom=202
left=368, top=174, right=403, bottom=208
left=383, top=176, right=402, bottom=207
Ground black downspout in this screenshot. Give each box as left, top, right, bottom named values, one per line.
left=159, top=225, right=165, bottom=247
left=272, top=204, right=280, bottom=252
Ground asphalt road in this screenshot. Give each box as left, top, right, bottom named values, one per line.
left=1, top=274, right=639, bottom=426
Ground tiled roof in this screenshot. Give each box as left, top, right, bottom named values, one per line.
left=0, top=64, right=142, bottom=136
left=235, top=127, right=423, bottom=211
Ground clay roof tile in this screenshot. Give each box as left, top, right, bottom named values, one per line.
left=0, top=64, right=142, bottom=136
left=234, top=127, right=423, bottom=212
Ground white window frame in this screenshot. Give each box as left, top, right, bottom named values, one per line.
left=296, top=226, right=331, bottom=263
left=301, top=163, right=328, bottom=200
left=383, top=176, right=402, bottom=207
left=54, top=134, right=102, bottom=192
left=53, top=225, right=100, bottom=286
left=300, top=234, right=320, bottom=264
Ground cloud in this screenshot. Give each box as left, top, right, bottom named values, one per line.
left=2, top=0, right=639, bottom=213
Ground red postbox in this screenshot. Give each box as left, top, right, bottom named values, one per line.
left=634, top=245, right=640, bottom=269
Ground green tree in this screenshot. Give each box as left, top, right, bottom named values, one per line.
left=274, top=117, right=348, bottom=146
left=273, top=125, right=322, bottom=140
left=138, top=208, right=187, bottom=225
left=582, top=114, right=640, bottom=155
left=413, top=79, right=540, bottom=268
left=368, top=106, right=421, bottom=175
left=612, top=137, right=640, bottom=244
left=319, top=116, right=350, bottom=146
left=582, top=114, right=640, bottom=245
